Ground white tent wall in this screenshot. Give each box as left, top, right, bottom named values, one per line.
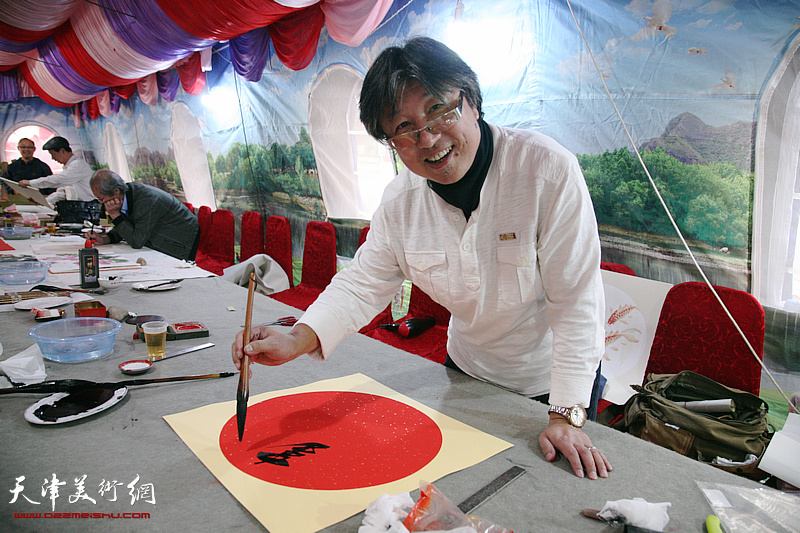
left=309, top=64, right=395, bottom=220
left=170, top=102, right=216, bottom=210
left=754, top=32, right=800, bottom=311
left=102, top=123, right=131, bottom=183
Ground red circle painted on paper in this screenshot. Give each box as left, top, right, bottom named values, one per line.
left=219, top=391, right=443, bottom=490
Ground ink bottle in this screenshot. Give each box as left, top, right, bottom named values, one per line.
left=79, top=239, right=100, bottom=289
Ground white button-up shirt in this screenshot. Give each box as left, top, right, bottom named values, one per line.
left=301, top=124, right=604, bottom=407
left=29, top=154, right=94, bottom=206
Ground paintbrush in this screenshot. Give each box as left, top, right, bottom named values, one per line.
left=237, top=272, right=256, bottom=441
left=0, top=372, right=235, bottom=395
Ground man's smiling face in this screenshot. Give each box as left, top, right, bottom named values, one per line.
left=17, top=141, right=35, bottom=162
left=380, top=79, right=480, bottom=185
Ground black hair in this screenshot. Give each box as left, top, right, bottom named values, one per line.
left=42, top=136, right=71, bottom=152
left=359, top=37, right=482, bottom=142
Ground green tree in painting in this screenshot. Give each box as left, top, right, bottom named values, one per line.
left=579, top=148, right=752, bottom=250
left=208, top=128, right=321, bottom=211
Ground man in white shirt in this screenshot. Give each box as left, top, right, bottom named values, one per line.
left=19, top=136, right=94, bottom=208
left=232, top=37, right=611, bottom=480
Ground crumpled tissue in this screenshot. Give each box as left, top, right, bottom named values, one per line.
left=0, top=344, right=47, bottom=385
left=358, top=492, right=415, bottom=533
left=358, top=492, right=482, bottom=533
left=222, top=254, right=290, bottom=295
left=597, top=497, right=671, bottom=532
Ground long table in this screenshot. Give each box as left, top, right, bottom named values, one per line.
left=0, top=233, right=211, bottom=288
left=0, top=272, right=768, bottom=531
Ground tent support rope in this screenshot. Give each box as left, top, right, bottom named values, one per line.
left=565, top=0, right=792, bottom=409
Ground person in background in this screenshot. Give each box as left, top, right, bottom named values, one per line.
left=19, top=136, right=93, bottom=207
left=2, top=138, right=55, bottom=195
left=232, top=37, right=611, bottom=480
left=87, top=169, right=200, bottom=261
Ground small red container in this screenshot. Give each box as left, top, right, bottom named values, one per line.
left=74, top=301, right=107, bottom=318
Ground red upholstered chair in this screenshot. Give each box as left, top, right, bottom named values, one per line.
left=196, top=205, right=212, bottom=256
left=601, top=262, right=636, bottom=276
left=355, top=225, right=394, bottom=333
left=196, top=208, right=235, bottom=275
left=646, top=281, right=765, bottom=395
left=239, top=210, right=264, bottom=262
left=269, top=220, right=337, bottom=310
left=358, top=225, right=370, bottom=248
left=364, top=284, right=451, bottom=365
left=263, top=215, right=293, bottom=287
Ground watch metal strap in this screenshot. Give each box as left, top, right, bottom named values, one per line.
left=548, top=405, right=570, bottom=417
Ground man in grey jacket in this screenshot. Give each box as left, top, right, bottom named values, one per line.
left=87, top=169, right=199, bottom=261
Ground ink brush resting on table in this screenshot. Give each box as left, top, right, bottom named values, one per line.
left=237, top=272, right=256, bottom=441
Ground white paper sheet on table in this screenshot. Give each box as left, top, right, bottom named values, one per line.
left=27, top=235, right=211, bottom=284
left=37, top=251, right=141, bottom=274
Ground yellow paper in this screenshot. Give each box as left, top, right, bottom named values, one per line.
left=163, top=373, right=511, bottom=533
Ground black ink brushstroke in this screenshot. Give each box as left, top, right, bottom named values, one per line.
left=254, top=442, right=330, bottom=467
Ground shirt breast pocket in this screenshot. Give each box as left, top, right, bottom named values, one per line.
left=496, top=244, right=538, bottom=308
left=405, top=250, right=450, bottom=306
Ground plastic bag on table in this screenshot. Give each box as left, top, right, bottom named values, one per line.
left=697, top=481, right=800, bottom=533
left=402, top=481, right=513, bottom=533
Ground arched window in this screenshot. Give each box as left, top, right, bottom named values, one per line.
left=308, top=64, right=395, bottom=220
left=170, top=102, right=216, bottom=209
left=2, top=123, right=59, bottom=173
left=754, top=31, right=800, bottom=310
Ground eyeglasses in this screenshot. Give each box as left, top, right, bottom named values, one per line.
left=387, top=95, right=463, bottom=150
left=18, top=145, right=34, bottom=150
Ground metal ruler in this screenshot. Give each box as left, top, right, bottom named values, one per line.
left=457, top=466, right=527, bottom=514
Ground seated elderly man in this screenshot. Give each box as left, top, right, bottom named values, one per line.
left=87, top=170, right=200, bottom=261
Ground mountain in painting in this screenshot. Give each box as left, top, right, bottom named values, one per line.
left=640, top=112, right=754, bottom=172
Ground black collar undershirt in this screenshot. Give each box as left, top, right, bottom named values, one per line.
left=428, top=118, right=493, bottom=220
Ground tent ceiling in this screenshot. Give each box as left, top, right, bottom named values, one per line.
left=0, top=0, right=393, bottom=108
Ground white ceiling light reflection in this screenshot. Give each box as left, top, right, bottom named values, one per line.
left=444, top=18, right=533, bottom=86
left=201, top=86, right=241, bottom=127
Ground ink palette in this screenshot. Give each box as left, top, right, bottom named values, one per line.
left=24, top=386, right=128, bottom=425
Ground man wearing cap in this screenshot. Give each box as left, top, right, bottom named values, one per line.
left=19, top=136, right=94, bottom=207
left=2, top=138, right=55, bottom=195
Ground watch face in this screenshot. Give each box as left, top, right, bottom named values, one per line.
left=569, top=406, right=587, bottom=427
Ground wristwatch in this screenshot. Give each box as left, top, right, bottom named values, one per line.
left=548, top=404, right=587, bottom=428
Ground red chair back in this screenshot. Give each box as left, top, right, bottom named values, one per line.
left=240, top=211, right=264, bottom=262
left=209, top=209, right=235, bottom=265
left=196, top=205, right=212, bottom=255
left=195, top=208, right=234, bottom=275
left=601, top=262, right=636, bottom=276
left=358, top=226, right=370, bottom=248
left=300, top=220, right=337, bottom=290
left=647, top=282, right=764, bottom=395
left=264, top=215, right=293, bottom=287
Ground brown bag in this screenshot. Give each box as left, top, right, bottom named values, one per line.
left=611, top=371, right=774, bottom=479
